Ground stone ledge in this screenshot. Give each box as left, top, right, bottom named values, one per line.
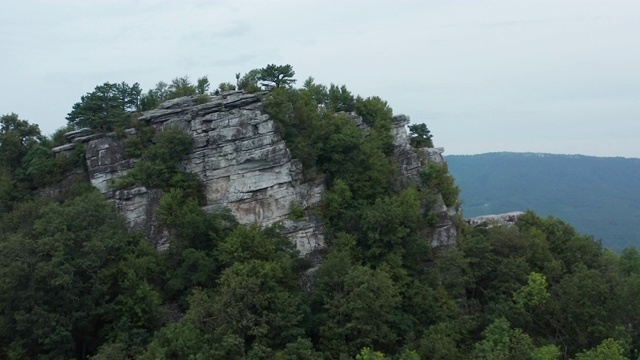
left=466, top=211, right=525, bottom=228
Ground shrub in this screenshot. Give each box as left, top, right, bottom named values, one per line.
left=420, top=163, right=460, bottom=207
left=288, top=201, right=305, bottom=221
left=112, top=126, right=198, bottom=197
left=408, top=123, right=434, bottom=148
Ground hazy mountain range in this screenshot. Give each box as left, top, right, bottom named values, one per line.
left=446, top=152, right=640, bottom=252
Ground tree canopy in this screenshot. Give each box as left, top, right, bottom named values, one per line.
left=66, top=82, right=141, bottom=131
left=258, top=64, right=296, bottom=89
left=0, top=66, right=638, bottom=360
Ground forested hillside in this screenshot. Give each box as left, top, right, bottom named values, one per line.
left=446, top=152, right=640, bottom=252
left=1, top=66, right=639, bottom=359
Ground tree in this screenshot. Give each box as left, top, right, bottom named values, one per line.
left=236, top=69, right=261, bottom=92
left=0, top=113, right=44, bottom=174
left=320, top=265, right=400, bottom=357
left=419, top=163, right=460, bottom=207
left=111, top=126, right=195, bottom=192
left=22, top=143, right=57, bottom=187
left=115, top=81, right=142, bottom=112
left=66, top=82, right=141, bottom=131
left=573, top=338, right=629, bottom=360
left=355, top=347, right=390, bottom=360
left=258, top=64, right=296, bottom=89
left=327, top=84, right=355, bottom=112
left=218, top=82, right=237, bottom=93
left=139, top=81, right=169, bottom=111
left=167, top=76, right=197, bottom=98
left=196, top=76, right=210, bottom=95
left=513, top=272, right=551, bottom=310
left=355, top=96, right=393, bottom=127
left=302, top=76, right=328, bottom=105
left=0, top=190, right=162, bottom=359
left=541, top=265, right=619, bottom=356
left=408, top=123, right=433, bottom=148
left=470, top=318, right=538, bottom=360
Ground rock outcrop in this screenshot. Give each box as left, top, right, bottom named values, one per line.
left=466, top=211, right=524, bottom=228
left=390, top=115, right=458, bottom=247
left=52, top=91, right=459, bottom=255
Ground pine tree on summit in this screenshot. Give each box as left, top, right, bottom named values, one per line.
left=258, top=64, right=296, bottom=89
left=66, top=81, right=141, bottom=131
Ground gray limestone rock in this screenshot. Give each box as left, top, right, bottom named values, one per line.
left=390, top=114, right=459, bottom=247
left=69, top=91, right=459, bottom=255
left=64, top=128, right=93, bottom=141
left=467, top=211, right=525, bottom=228
left=84, top=92, right=326, bottom=256
left=52, top=143, right=76, bottom=154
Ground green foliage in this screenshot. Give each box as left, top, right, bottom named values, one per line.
left=157, top=188, right=236, bottom=251
left=354, top=96, right=395, bottom=154
left=574, top=338, right=629, bottom=360
left=417, top=322, right=465, bottom=360
left=446, top=152, right=640, bottom=252
left=408, top=123, right=434, bottom=148
left=355, top=347, right=389, bottom=360
left=513, top=272, right=550, bottom=309
left=531, top=345, right=561, bottom=360
left=122, top=119, right=155, bottom=158
left=619, top=247, right=640, bottom=276
left=3, top=69, right=639, bottom=360
left=0, top=168, right=16, bottom=213
left=0, top=190, right=161, bottom=359
left=139, top=81, right=169, bottom=111
left=0, top=113, right=44, bottom=174
left=140, top=220, right=306, bottom=358
left=138, top=76, right=209, bottom=111
left=469, top=317, right=546, bottom=360
left=328, top=84, right=356, bottom=112
left=195, top=94, right=210, bottom=105
left=354, top=96, right=393, bottom=127
left=288, top=201, right=306, bottom=220
left=359, top=188, right=422, bottom=266
left=542, top=265, right=620, bottom=355
left=319, top=265, right=401, bottom=357
left=216, top=224, right=295, bottom=267
left=0, top=113, right=81, bottom=194
left=196, top=76, right=210, bottom=94
left=259, top=64, right=296, bottom=89
left=275, top=337, right=324, bottom=360
left=236, top=69, right=262, bottom=93
left=22, top=143, right=56, bottom=186
left=66, top=82, right=141, bottom=131
left=264, top=87, right=329, bottom=173
left=167, top=76, right=197, bottom=98
left=112, top=126, right=200, bottom=197
left=47, top=125, right=75, bottom=148
left=218, top=81, right=237, bottom=92
left=303, top=76, right=328, bottom=105
left=420, top=163, right=460, bottom=207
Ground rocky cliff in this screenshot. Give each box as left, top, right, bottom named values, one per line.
left=52, top=91, right=458, bottom=256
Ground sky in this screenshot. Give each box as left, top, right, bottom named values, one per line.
left=1, top=0, right=639, bottom=157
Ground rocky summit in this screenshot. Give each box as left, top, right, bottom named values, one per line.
left=52, top=91, right=458, bottom=257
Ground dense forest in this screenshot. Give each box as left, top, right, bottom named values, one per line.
left=446, top=152, right=640, bottom=252
left=1, top=65, right=639, bottom=359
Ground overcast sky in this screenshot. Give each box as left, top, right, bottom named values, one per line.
left=1, top=0, right=639, bottom=157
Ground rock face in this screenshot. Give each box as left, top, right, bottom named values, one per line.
left=467, top=211, right=525, bottom=228
left=53, top=91, right=459, bottom=255
left=390, top=115, right=459, bottom=247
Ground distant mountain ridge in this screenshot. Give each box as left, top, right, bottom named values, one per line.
left=445, top=152, right=640, bottom=251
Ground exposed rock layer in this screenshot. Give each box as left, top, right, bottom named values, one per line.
left=53, top=91, right=459, bottom=254
left=390, top=115, right=458, bottom=247
left=466, top=211, right=525, bottom=228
